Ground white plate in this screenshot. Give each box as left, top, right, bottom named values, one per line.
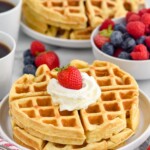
left=20, top=22, right=91, bottom=48
left=0, top=90, right=150, bottom=150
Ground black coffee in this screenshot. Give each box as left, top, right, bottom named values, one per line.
left=0, top=1, right=14, bottom=13
left=0, top=42, right=10, bottom=58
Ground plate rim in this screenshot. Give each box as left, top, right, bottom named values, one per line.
left=0, top=90, right=150, bottom=150
left=20, top=22, right=91, bottom=48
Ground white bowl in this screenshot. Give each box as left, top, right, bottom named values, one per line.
left=91, top=17, right=150, bottom=80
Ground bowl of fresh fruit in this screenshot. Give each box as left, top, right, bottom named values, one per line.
left=91, top=8, right=150, bottom=80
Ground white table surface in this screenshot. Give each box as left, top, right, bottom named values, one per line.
left=10, top=30, right=150, bottom=150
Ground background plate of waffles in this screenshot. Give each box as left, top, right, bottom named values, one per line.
left=0, top=90, right=150, bottom=150
left=20, top=22, right=91, bottom=48
left=21, top=0, right=145, bottom=48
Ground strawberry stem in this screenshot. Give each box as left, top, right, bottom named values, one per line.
left=99, top=25, right=113, bottom=38
left=55, top=65, right=69, bottom=72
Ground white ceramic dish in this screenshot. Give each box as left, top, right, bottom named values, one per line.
left=91, top=18, right=150, bottom=80
left=0, top=90, right=150, bottom=150
left=21, top=22, right=91, bottom=48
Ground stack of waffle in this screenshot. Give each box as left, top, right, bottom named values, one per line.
left=9, top=60, right=140, bottom=150
left=22, top=0, right=145, bottom=40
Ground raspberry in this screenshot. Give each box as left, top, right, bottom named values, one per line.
left=138, top=8, right=150, bottom=16
left=145, top=24, right=150, bottom=35
left=145, top=36, right=150, bottom=48
left=141, top=13, right=150, bottom=26
left=127, top=14, right=140, bottom=22
left=30, top=41, right=46, bottom=56
left=35, top=51, right=60, bottom=70
left=99, top=19, right=115, bottom=31
left=130, top=44, right=149, bottom=60
left=94, top=34, right=110, bottom=48
left=126, top=21, right=145, bottom=39
left=126, top=12, right=137, bottom=22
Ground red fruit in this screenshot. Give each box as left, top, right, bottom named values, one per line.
left=113, top=48, right=123, bottom=57
left=94, top=34, right=110, bottom=48
left=99, top=19, right=115, bottom=31
left=145, top=24, right=150, bottom=35
left=35, top=51, right=60, bottom=70
left=30, top=41, right=46, bottom=56
left=126, top=21, right=145, bottom=39
left=127, top=14, right=140, bottom=22
left=138, top=8, right=150, bottom=16
left=145, top=36, right=150, bottom=48
left=130, top=44, right=149, bottom=60
left=57, top=66, right=82, bottom=90
left=147, top=146, right=150, bottom=150
left=141, top=13, right=150, bottom=26
left=126, top=12, right=137, bottom=21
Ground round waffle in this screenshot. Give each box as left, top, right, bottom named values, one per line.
left=9, top=60, right=139, bottom=150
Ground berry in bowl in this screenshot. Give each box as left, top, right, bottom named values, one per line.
left=91, top=8, right=150, bottom=80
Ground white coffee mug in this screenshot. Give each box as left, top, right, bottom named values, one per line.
left=0, top=0, right=22, bottom=42
left=0, top=31, right=16, bottom=100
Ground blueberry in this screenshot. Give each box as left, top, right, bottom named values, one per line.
left=136, top=36, right=146, bottom=45
left=123, top=32, right=132, bottom=40
left=24, top=55, right=35, bottom=65
left=118, top=52, right=130, bottom=59
left=23, top=49, right=32, bottom=58
left=101, top=42, right=114, bottom=56
left=114, top=23, right=126, bottom=33
left=121, top=37, right=136, bottom=53
left=110, top=31, right=123, bottom=47
left=23, top=64, right=36, bottom=75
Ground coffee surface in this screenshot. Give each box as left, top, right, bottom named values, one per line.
left=0, top=42, right=10, bottom=58
left=0, top=1, right=14, bottom=13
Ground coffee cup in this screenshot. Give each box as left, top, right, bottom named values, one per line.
left=0, top=0, right=22, bottom=42
left=0, top=31, right=16, bottom=100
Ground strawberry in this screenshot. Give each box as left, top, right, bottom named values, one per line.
left=35, top=51, right=60, bottom=70
left=99, top=19, right=115, bottom=31
left=94, top=34, right=110, bottom=48
left=57, top=66, right=82, bottom=90
left=147, top=146, right=150, bottom=150
left=30, top=41, right=46, bottom=56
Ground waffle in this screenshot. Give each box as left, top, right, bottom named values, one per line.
left=13, top=125, right=108, bottom=150
left=9, top=60, right=139, bottom=149
left=70, top=27, right=93, bottom=40
left=23, top=0, right=87, bottom=28
left=12, top=120, right=133, bottom=150
left=22, top=3, right=91, bottom=39
left=22, top=0, right=145, bottom=39
left=86, top=0, right=145, bottom=28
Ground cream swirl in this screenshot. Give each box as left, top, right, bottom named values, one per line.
left=47, top=73, right=101, bottom=111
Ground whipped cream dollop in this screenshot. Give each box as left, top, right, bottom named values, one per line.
left=47, top=73, right=101, bottom=111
